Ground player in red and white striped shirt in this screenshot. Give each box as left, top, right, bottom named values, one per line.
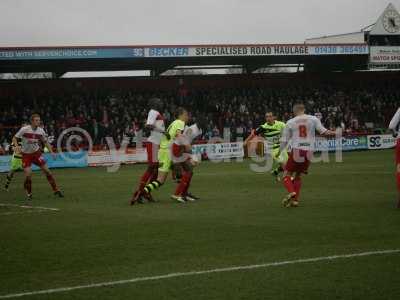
left=279, top=104, right=335, bottom=207
left=13, top=114, right=63, bottom=200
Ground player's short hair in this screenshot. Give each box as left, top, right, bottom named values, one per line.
left=293, top=103, right=305, bottom=113
left=148, top=97, right=162, bottom=110
left=30, top=113, right=40, bottom=121
left=176, top=107, right=187, bottom=117
left=265, top=111, right=274, bottom=116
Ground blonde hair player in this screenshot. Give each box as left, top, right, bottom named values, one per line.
left=279, top=103, right=336, bottom=207
left=140, top=107, right=190, bottom=203
left=13, top=114, right=64, bottom=200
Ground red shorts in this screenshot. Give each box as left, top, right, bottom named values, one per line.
left=22, top=151, right=46, bottom=168
left=396, top=139, right=400, bottom=165
left=172, top=143, right=190, bottom=163
left=285, top=149, right=311, bottom=174
left=172, top=143, right=185, bottom=158
left=146, top=142, right=159, bottom=164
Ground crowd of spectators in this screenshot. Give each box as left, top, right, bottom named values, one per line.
left=0, top=81, right=398, bottom=154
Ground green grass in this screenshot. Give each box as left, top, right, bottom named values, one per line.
left=0, top=150, right=399, bottom=300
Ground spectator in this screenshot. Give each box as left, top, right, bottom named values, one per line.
left=0, top=79, right=398, bottom=151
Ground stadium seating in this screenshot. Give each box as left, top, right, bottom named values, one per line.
left=0, top=72, right=399, bottom=153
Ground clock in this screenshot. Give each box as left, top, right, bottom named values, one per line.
left=382, top=9, right=400, bottom=33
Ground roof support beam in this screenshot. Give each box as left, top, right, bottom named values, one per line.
left=243, top=64, right=259, bottom=74
left=52, top=71, right=66, bottom=78
left=150, top=65, right=177, bottom=77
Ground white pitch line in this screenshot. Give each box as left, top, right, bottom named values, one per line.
left=0, top=210, right=51, bottom=216
left=0, top=249, right=399, bottom=299
left=0, top=203, right=59, bottom=212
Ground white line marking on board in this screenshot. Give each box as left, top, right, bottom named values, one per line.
left=0, top=249, right=399, bottom=299
left=0, top=203, right=59, bottom=211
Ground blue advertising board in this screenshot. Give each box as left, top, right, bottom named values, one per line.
left=0, top=156, right=11, bottom=173
left=0, top=47, right=190, bottom=60
left=0, top=48, right=145, bottom=60
left=0, top=151, right=88, bottom=173
left=0, top=44, right=369, bottom=60
left=315, top=136, right=368, bottom=152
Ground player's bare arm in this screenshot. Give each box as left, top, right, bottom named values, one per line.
left=44, top=140, right=57, bottom=159
left=12, top=136, right=22, bottom=154
left=320, top=129, right=337, bottom=136
left=146, top=124, right=165, bottom=134
left=243, top=129, right=256, bottom=146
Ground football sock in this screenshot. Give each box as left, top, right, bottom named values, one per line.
left=283, top=176, right=295, bottom=194
left=137, top=170, right=152, bottom=192
left=182, top=172, right=193, bottom=195
left=149, top=168, right=158, bottom=182
left=144, top=180, right=162, bottom=194
left=46, top=174, right=58, bottom=192
left=24, top=177, right=32, bottom=195
left=175, top=172, right=193, bottom=196
left=293, top=177, right=302, bottom=201
left=5, top=173, right=13, bottom=189
left=135, top=164, right=158, bottom=196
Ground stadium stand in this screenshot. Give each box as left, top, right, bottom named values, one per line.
left=0, top=72, right=399, bottom=154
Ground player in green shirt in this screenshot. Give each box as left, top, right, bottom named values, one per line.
left=245, top=111, right=288, bottom=180
left=142, top=107, right=190, bottom=203
left=4, top=141, right=23, bottom=191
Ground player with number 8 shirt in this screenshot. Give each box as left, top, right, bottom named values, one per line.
left=279, top=103, right=336, bottom=207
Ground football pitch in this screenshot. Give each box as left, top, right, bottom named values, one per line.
left=1, top=150, right=399, bottom=300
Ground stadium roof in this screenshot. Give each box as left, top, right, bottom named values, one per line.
left=0, top=43, right=369, bottom=76
left=305, top=32, right=367, bottom=44
left=1, top=3, right=399, bottom=76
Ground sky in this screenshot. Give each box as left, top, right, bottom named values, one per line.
left=0, top=0, right=397, bottom=47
